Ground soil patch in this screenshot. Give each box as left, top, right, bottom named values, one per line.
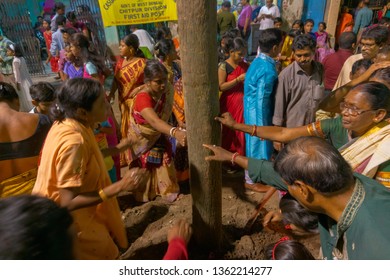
left=118, top=170, right=321, bottom=260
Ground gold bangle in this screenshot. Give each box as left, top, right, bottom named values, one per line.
left=98, top=188, right=109, bottom=201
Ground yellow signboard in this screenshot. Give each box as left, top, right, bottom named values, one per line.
left=98, top=0, right=178, bottom=27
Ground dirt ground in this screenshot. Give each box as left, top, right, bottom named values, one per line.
left=117, top=170, right=321, bottom=260
left=110, top=93, right=320, bottom=260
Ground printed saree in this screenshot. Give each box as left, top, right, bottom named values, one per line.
left=127, top=85, right=179, bottom=202
left=114, top=57, right=146, bottom=165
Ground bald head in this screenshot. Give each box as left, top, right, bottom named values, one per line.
left=274, top=137, right=354, bottom=193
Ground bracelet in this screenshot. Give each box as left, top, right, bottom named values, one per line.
left=169, top=127, right=177, bottom=137
left=98, top=188, right=109, bottom=201
left=250, top=125, right=257, bottom=136
left=231, top=152, right=240, bottom=166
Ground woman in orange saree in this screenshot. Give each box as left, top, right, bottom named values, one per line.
left=110, top=34, right=146, bottom=165
left=33, top=78, right=146, bottom=259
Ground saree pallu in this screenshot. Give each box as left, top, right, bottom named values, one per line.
left=114, top=57, right=146, bottom=166
left=340, top=122, right=390, bottom=183
left=127, top=86, right=179, bottom=202
left=172, top=78, right=189, bottom=182
left=0, top=168, right=37, bottom=198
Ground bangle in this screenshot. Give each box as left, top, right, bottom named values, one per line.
left=250, top=125, right=257, bottom=136
left=231, top=152, right=240, bottom=166
left=98, top=188, right=108, bottom=201
left=169, top=127, right=177, bottom=137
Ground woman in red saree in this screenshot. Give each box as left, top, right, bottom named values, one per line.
left=42, top=19, right=59, bottom=74
left=127, top=60, right=187, bottom=202
left=218, top=37, right=248, bottom=171
left=109, top=34, right=146, bottom=165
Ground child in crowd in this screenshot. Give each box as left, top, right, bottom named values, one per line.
left=263, top=193, right=319, bottom=236
left=278, top=29, right=301, bottom=69
left=265, top=237, right=315, bottom=260
left=303, top=19, right=316, bottom=40
left=291, top=19, right=304, bottom=32
left=42, top=19, right=59, bottom=75
left=93, top=96, right=123, bottom=183
left=69, top=33, right=110, bottom=84
left=315, top=22, right=334, bottom=63
left=63, top=45, right=83, bottom=80
left=350, top=58, right=373, bottom=80
left=106, top=106, right=122, bottom=181
left=94, top=119, right=117, bottom=183
left=7, top=44, right=33, bottom=112
left=273, top=17, right=286, bottom=40
left=273, top=17, right=283, bottom=29
left=29, top=82, right=56, bottom=116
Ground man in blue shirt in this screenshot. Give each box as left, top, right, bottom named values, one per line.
left=243, top=28, right=282, bottom=191
left=353, top=0, right=373, bottom=34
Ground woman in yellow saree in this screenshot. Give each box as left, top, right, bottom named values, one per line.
left=127, top=60, right=187, bottom=202
left=109, top=34, right=146, bottom=165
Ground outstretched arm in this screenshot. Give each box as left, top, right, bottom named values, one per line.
left=319, top=61, right=390, bottom=113
left=140, top=107, right=187, bottom=147
left=203, top=144, right=288, bottom=191
left=203, top=144, right=248, bottom=169
left=215, top=112, right=309, bottom=143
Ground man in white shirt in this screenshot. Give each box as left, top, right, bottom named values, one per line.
left=256, top=0, right=280, bottom=30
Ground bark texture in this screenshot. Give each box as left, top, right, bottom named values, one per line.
left=176, top=0, right=222, bottom=251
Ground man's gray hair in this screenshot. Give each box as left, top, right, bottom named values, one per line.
left=274, top=137, right=354, bottom=194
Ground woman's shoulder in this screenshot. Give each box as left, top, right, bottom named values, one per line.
left=239, top=61, right=250, bottom=69
left=135, top=91, right=153, bottom=101
left=49, top=120, right=88, bottom=144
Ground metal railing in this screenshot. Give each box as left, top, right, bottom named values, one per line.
left=0, top=0, right=46, bottom=76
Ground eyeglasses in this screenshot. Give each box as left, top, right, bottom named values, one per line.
left=339, top=102, right=374, bottom=116
left=360, top=42, right=377, bottom=49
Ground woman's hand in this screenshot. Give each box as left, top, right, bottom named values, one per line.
left=215, top=112, right=237, bottom=130
left=367, top=61, right=390, bottom=75
left=237, top=73, right=246, bottom=82
left=262, top=210, right=283, bottom=228
left=203, top=144, right=232, bottom=162
left=116, top=137, right=135, bottom=152
left=129, top=84, right=147, bottom=99
left=121, top=167, right=148, bottom=192
left=167, top=219, right=192, bottom=245
left=174, top=129, right=187, bottom=147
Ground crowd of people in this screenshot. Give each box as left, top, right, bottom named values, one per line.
left=212, top=0, right=390, bottom=260
left=0, top=0, right=389, bottom=260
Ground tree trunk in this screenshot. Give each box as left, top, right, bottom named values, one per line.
left=176, top=0, right=222, bottom=252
